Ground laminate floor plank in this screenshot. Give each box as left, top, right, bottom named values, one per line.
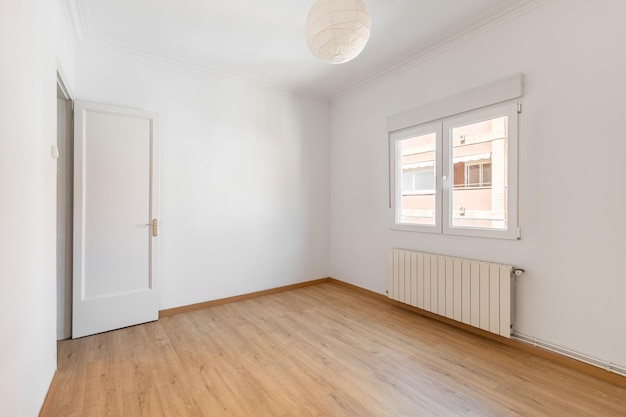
left=41, top=282, right=626, bottom=417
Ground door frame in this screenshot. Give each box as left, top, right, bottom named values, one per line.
left=56, top=71, right=73, bottom=340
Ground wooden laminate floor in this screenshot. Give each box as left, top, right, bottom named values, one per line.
left=41, top=283, right=626, bottom=417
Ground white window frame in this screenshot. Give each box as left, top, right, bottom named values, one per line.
left=387, top=74, right=523, bottom=240
left=442, top=102, right=519, bottom=240
left=389, top=121, right=442, bottom=234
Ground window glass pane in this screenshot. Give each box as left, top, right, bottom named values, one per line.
left=468, top=164, right=480, bottom=187
left=450, top=116, right=507, bottom=230
left=402, top=168, right=435, bottom=193
left=399, top=132, right=436, bottom=225
left=482, top=163, right=492, bottom=186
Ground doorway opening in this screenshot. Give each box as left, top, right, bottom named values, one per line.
left=57, top=73, right=73, bottom=340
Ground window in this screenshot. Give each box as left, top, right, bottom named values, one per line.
left=390, top=101, right=519, bottom=239
left=454, top=161, right=492, bottom=188
left=391, top=122, right=441, bottom=231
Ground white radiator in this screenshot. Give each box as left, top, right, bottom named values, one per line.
left=389, top=248, right=518, bottom=338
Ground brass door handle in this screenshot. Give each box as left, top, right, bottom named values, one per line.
left=145, top=218, right=158, bottom=237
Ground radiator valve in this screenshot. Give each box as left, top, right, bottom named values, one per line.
left=513, top=268, right=525, bottom=276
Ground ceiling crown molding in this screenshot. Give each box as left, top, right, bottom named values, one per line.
left=60, top=0, right=93, bottom=41
left=78, top=37, right=327, bottom=101
left=62, top=0, right=551, bottom=102
left=60, top=0, right=329, bottom=100
left=331, top=0, right=552, bottom=101
left=58, top=0, right=76, bottom=42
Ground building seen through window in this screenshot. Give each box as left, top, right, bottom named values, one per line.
left=399, top=132, right=436, bottom=225
left=398, top=115, right=508, bottom=231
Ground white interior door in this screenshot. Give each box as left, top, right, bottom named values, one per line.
left=72, top=101, right=159, bottom=338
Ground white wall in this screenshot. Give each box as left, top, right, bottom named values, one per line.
left=74, top=45, right=331, bottom=310
left=0, top=0, right=59, bottom=416
left=329, top=0, right=626, bottom=369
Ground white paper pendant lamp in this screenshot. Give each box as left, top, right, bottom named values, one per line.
left=305, top=0, right=371, bottom=64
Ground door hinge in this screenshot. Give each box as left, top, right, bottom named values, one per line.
left=516, top=227, right=522, bottom=239
left=517, top=103, right=523, bottom=114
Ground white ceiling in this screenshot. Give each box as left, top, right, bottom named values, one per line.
left=62, top=0, right=546, bottom=100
